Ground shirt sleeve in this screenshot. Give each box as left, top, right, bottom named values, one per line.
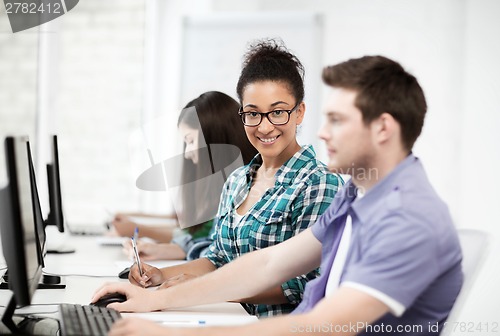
left=205, top=241, right=227, bottom=268
left=186, top=237, right=214, bottom=261
left=281, top=269, right=321, bottom=305
left=341, top=211, right=440, bottom=315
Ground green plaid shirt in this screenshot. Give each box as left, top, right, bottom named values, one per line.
left=206, top=145, right=342, bottom=317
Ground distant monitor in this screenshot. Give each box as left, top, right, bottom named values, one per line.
left=0, top=136, right=43, bottom=333
left=43, top=135, right=75, bottom=253
left=45, top=135, right=64, bottom=232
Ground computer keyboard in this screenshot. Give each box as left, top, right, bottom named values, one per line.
left=59, top=303, right=122, bottom=336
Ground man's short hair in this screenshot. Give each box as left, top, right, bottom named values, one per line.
left=322, top=56, right=427, bottom=150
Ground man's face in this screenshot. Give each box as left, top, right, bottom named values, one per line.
left=318, top=88, right=376, bottom=175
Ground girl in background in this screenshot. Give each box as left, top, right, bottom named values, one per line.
left=115, top=91, right=257, bottom=260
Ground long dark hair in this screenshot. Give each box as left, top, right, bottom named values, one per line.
left=176, top=91, right=257, bottom=233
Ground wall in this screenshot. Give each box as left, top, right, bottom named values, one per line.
left=49, top=0, right=146, bottom=224
left=455, top=0, right=500, bottom=330
left=15, top=1, right=148, bottom=224
left=0, top=9, right=38, bottom=185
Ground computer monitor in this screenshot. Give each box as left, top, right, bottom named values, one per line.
left=45, top=135, right=64, bottom=233
left=27, top=141, right=66, bottom=287
left=43, top=135, right=75, bottom=253
left=0, top=136, right=43, bottom=333
left=0, top=139, right=65, bottom=295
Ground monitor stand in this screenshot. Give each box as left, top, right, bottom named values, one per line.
left=0, top=270, right=66, bottom=289
left=45, top=242, right=75, bottom=254
left=0, top=295, right=60, bottom=335
left=0, top=295, right=19, bottom=334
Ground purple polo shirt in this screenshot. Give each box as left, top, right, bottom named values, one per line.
left=293, top=154, right=463, bottom=336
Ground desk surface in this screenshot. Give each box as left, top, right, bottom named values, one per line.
left=4, top=227, right=257, bottom=328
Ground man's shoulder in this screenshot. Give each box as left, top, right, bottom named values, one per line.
left=362, top=182, right=461, bottom=266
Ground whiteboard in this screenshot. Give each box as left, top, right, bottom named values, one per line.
left=180, top=12, right=324, bottom=149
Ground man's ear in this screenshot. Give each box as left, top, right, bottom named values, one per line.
left=372, top=112, right=398, bottom=144
left=296, top=102, right=306, bottom=125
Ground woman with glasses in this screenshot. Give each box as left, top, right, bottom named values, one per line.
left=101, top=39, right=342, bottom=317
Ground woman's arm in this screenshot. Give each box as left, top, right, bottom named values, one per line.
left=111, top=217, right=175, bottom=243
left=114, top=212, right=176, bottom=219
left=128, top=257, right=217, bottom=287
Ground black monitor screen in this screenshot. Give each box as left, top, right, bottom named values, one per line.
left=0, top=136, right=42, bottom=308
left=46, top=135, right=64, bottom=232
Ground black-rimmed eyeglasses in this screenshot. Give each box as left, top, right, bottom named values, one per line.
left=238, top=103, right=299, bottom=127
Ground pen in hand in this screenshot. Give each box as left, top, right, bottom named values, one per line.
left=133, top=226, right=139, bottom=244
left=131, top=228, right=144, bottom=280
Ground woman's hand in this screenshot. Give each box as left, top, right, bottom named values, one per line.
left=111, top=214, right=138, bottom=237
left=123, top=240, right=187, bottom=261
left=128, top=263, right=164, bottom=288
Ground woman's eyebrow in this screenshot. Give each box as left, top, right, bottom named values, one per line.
left=270, top=101, right=290, bottom=107
left=243, top=101, right=290, bottom=109
left=242, top=103, right=258, bottom=109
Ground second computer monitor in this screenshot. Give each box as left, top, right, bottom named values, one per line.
left=45, top=135, right=64, bottom=232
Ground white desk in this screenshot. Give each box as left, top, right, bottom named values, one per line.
left=12, top=229, right=257, bottom=328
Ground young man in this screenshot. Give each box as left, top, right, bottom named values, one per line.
left=95, top=55, right=463, bottom=336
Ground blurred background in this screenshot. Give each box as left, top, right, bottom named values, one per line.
left=1, top=0, right=499, bottom=333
